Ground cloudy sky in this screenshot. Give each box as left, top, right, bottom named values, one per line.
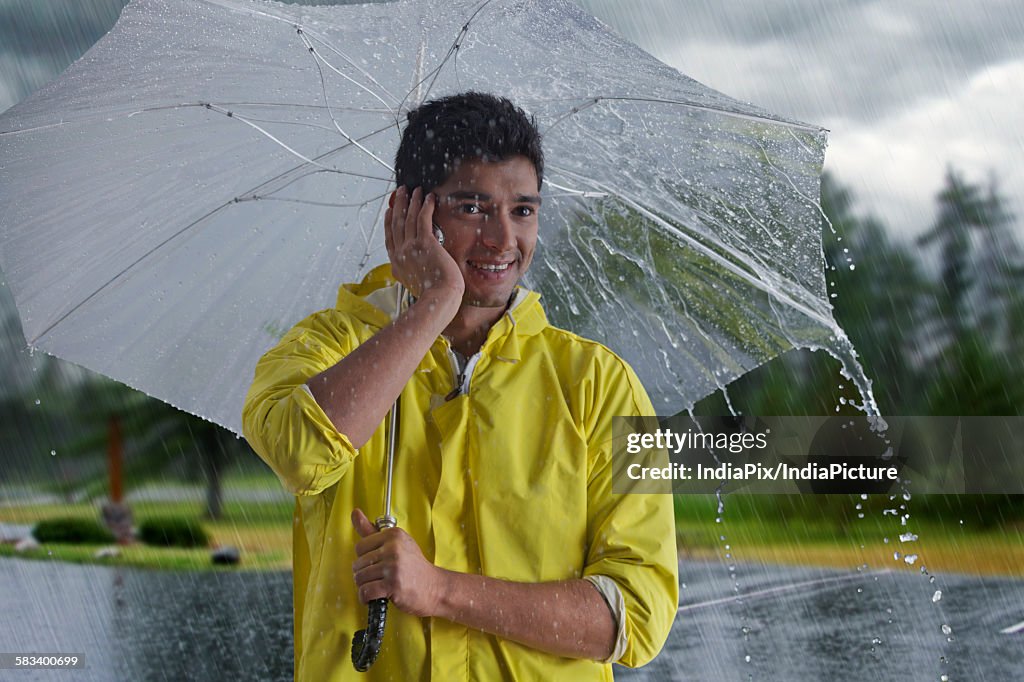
left=2, top=0, right=1023, bottom=237
left=579, top=0, right=1024, bottom=237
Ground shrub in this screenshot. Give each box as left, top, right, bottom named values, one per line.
left=33, top=518, right=115, bottom=544
left=138, top=517, right=209, bottom=548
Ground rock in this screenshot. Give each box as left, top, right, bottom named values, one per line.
left=14, top=536, right=40, bottom=553
left=211, top=545, right=240, bottom=566
left=94, top=546, right=120, bottom=559
left=101, top=502, right=134, bottom=545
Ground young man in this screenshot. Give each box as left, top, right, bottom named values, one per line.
left=243, top=92, right=677, bottom=680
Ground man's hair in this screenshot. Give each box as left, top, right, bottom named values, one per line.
left=394, top=91, right=544, bottom=192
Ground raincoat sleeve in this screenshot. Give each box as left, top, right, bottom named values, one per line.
left=581, top=356, right=679, bottom=668
left=242, top=309, right=359, bottom=496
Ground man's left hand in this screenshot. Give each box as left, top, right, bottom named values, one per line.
left=351, top=508, right=449, bottom=618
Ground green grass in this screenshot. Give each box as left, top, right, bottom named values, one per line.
left=4, top=483, right=1024, bottom=576
left=0, top=541, right=289, bottom=571
left=0, top=488, right=295, bottom=571
left=675, top=494, right=1024, bottom=576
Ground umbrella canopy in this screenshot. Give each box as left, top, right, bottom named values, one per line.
left=0, top=0, right=855, bottom=434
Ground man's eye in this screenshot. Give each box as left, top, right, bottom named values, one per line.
left=514, top=206, right=535, bottom=217
left=460, top=204, right=482, bottom=214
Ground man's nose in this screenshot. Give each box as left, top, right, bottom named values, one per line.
left=480, top=213, right=516, bottom=251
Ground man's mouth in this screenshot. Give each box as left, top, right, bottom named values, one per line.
left=469, top=261, right=513, bottom=272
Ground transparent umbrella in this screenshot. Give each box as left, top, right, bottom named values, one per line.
left=0, top=0, right=865, bottom=434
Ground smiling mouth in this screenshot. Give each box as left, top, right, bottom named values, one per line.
left=469, top=261, right=513, bottom=272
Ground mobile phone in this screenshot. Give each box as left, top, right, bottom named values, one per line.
left=432, top=222, right=445, bottom=246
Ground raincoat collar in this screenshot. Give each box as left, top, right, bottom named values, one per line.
left=336, top=264, right=547, bottom=362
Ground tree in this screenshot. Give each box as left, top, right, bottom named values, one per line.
left=55, top=375, right=254, bottom=520
left=915, top=169, right=1024, bottom=414
left=916, top=168, right=1022, bottom=352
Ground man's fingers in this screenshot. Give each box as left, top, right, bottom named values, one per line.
left=351, top=508, right=377, bottom=540
left=357, top=578, right=390, bottom=604
left=418, top=191, right=437, bottom=242
left=352, top=558, right=389, bottom=585
left=404, top=186, right=423, bottom=244
left=352, top=547, right=388, bottom=573
left=384, top=204, right=394, bottom=255
left=388, top=186, right=407, bottom=258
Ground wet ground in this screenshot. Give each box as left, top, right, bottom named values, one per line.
left=1, top=557, right=1021, bottom=680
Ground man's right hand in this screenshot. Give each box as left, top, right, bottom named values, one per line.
left=385, top=186, right=464, bottom=302
left=306, top=186, right=464, bottom=449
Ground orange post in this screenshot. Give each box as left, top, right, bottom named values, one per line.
left=108, top=415, right=123, bottom=504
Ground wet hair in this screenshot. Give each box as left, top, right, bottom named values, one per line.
left=394, top=91, right=544, bottom=192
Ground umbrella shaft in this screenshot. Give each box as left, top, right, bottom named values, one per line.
left=379, top=282, right=406, bottom=527
left=382, top=396, right=399, bottom=524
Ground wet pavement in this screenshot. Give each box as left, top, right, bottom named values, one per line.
left=1, top=557, right=1021, bottom=680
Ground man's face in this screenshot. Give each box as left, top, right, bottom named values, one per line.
left=430, top=155, right=541, bottom=310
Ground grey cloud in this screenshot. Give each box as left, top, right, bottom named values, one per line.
left=578, top=0, right=1024, bottom=122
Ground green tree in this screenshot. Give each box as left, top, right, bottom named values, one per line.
left=56, top=376, right=253, bottom=519
left=915, top=169, right=1024, bottom=414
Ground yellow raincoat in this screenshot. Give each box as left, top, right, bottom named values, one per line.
left=242, top=265, right=678, bottom=680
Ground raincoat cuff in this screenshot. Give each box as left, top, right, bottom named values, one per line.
left=286, top=382, right=357, bottom=494
left=584, top=574, right=628, bottom=663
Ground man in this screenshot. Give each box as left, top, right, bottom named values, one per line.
left=243, top=92, right=677, bottom=680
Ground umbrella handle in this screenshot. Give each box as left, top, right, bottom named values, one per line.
left=351, top=515, right=397, bottom=672
left=351, top=598, right=388, bottom=672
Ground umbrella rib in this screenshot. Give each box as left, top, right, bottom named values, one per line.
left=28, top=122, right=399, bottom=346
left=203, top=103, right=391, bottom=182
left=237, top=193, right=390, bottom=210
left=532, top=95, right=823, bottom=133
left=197, top=0, right=401, bottom=106
left=238, top=121, right=397, bottom=201
left=298, top=29, right=395, bottom=174
left=0, top=102, right=396, bottom=137
left=542, top=178, right=608, bottom=199
left=298, top=28, right=402, bottom=127
left=26, top=120, right=391, bottom=345
left=27, top=201, right=234, bottom=346
left=542, top=98, right=602, bottom=133
left=290, top=26, right=402, bottom=107
left=399, top=0, right=494, bottom=110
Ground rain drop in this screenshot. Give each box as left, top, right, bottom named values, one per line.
left=932, top=590, right=942, bottom=603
